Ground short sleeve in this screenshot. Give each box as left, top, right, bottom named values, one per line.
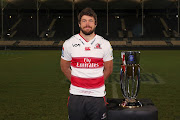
left=103, top=41, right=113, bottom=62
left=61, top=40, right=72, bottom=61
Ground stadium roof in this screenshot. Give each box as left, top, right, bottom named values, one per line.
left=0, top=0, right=178, bottom=10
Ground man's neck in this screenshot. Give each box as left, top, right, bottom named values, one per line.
left=79, top=31, right=95, bottom=42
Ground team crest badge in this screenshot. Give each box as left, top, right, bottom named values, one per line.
left=94, top=43, right=102, bottom=49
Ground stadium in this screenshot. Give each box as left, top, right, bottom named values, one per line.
left=0, top=0, right=180, bottom=120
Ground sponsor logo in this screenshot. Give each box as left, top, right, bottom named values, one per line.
left=71, top=57, right=103, bottom=68
left=76, top=58, right=99, bottom=68
left=72, top=44, right=80, bottom=47
left=79, top=90, right=93, bottom=94
left=85, top=47, right=91, bottom=51
left=94, top=43, right=102, bottom=49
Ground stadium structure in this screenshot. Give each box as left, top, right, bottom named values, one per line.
left=1, top=1, right=180, bottom=120
left=0, top=0, right=180, bottom=49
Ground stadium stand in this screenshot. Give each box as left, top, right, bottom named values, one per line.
left=0, top=41, right=16, bottom=46
left=131, top=41, right=167, bottom=46
left=110, top=41, right=126, bottom=46
left=165, top=16, right=178, bottom=33
left=13, top=15, right=38, bottom=40
left=96, top=15, right=108, bottom=38
left=124, top=16, right=141, bottom=37
left=3, top=14, right=20, bottom=40
left=54, top=15, right=72, bottom=41
left=39, top=15, right=53, bottom=38
left=108, top=15, right=123, bottom=40
left=0, top=0, right=179, bottom=50
left=18, top=41, right=54, bottom=47
left=143, top=16, right=165, bottom=39
left=171, top=40, right=180, bottom=46
left=165, top=17, right=179, bottom=38
left=58, top=41, right=65, bottom=46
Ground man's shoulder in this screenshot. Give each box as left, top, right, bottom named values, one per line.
left=96, top=35, right=109, bottom=42
left=96, top=35, right=110, bottom=45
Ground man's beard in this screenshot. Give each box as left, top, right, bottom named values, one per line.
left=80, top=26, right=96, bottom=35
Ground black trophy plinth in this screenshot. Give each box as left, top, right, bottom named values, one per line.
left=107, top=98, right=158, bottom=120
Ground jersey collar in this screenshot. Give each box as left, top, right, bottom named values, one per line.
left=78, top=33, right=96, bottom=43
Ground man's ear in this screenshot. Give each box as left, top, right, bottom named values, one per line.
left=79, top=23, right=81, bottom=27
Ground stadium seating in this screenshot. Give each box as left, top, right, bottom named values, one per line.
left=124, top=16, right=140, bottom=37
left=143, top=16, right=165, bottom=39
left=18, top=41, right=54, bottom=46
left=164, top=17, right=178, bottom=34
left=58, top=41, right=65, bottom=46
left=1, top=13, right=179, bottom=42
left=110, top=41, right=126, bottom=46
left=13, top=15, right=38, bottom=40
left=54, top=16, right=73, bottom=40
left=131, top=41, right=167, bottom=46
left=0, top=6, right=179, bottom=50
left=171, top=41, right=180, bottom=46
left=0, top=41, right=16, bottom=46
left=39, top=15, right=52, bottom=35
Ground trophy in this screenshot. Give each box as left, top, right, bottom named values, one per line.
left=120, top=51, right=142, bottom=108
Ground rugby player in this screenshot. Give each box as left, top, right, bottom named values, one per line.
left=61, top=7, right=113, bottom=120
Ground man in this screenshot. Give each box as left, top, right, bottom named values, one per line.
left=61, top=7, right=113, bottom=120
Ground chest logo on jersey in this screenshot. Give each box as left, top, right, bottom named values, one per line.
left=71, top=57, right=103, bottom=68
left=77, top=58, right=99, bottom=68
left=94, top=43, right=102, bottom=49
left=72, top=44, right=80, bottom=47
left=85, top=47, right=91, bottom=51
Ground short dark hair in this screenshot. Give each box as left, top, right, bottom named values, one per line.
left=78, top=7, right=97, bottom=25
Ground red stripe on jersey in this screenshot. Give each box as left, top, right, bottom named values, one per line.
left=71, top=57, right=104, bottom=69
left=71, top=75, right=104, bottom=89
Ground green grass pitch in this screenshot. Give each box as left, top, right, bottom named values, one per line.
left=0, top=50, right=180, bottom=120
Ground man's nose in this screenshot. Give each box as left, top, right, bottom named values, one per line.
left=86, top=21, right=89, bottom=25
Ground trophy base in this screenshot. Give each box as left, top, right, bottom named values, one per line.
left=107, top=98, right=158, bottom=120
left=120, top=99, right=142, bottom=108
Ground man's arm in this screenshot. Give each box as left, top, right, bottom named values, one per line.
left=60, top=58, right=71, bottom=81
left=103, top=60, right=113, bottom=80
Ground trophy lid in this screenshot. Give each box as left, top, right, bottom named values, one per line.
left=121, top=51, right=140, bottom=65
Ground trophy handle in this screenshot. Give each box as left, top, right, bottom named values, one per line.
left=134, top=65, right=140, bottom=98
left=131, top=65, right=135, bottom=98
left=120, top=67, right=126, bottom=98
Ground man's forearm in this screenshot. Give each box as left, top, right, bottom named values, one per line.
left=103, top=60, right=113, bottom=80
left=103, top=69, right=112, bottom=80
left=62, top=68, right=71, bottom=81
left=60, top=58, right=71, bottom=81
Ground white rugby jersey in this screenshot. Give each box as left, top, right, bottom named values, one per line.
left=61, top=34, right=113, bottom=97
